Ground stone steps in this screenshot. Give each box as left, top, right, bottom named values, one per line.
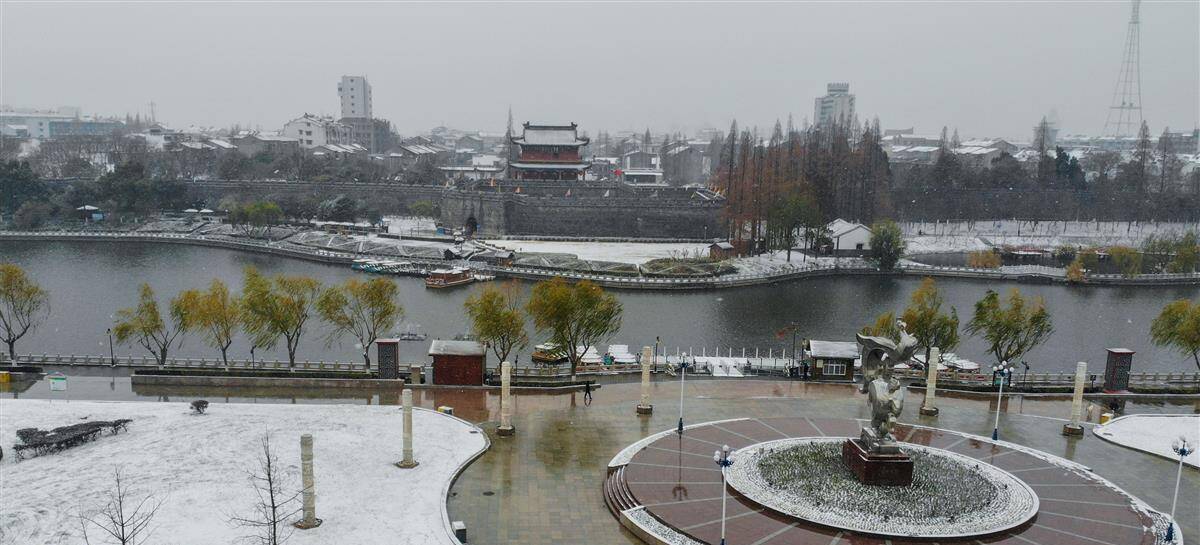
left=602, top=465, right=638, bottom=516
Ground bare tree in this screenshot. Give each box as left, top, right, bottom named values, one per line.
left=229, top=434, right=302, bottom=545
left=77, top=469, right=163, bottom=545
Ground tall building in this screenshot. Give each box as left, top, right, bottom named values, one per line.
left=813, top=83, right=855, bottom=127
left=338, top=75, right=372, bottom=119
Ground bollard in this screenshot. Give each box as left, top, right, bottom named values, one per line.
left=637, top=346, right=654, bottom=415
left=396, top=389, right=419, bottom=468
left=293, top=434, right=322, bottom=529
left=920, top=347, right=940, bottom=416
left=497, top=361, right=515, bottom=436
left=1063, top=362, right=1087, bottom=436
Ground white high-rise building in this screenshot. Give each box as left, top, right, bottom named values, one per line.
left=338, top=75, right=372, bottom=119
left=813, top=83, right=855, bottom=127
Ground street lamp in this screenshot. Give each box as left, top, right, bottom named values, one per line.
left=106, top=328, right=115, bottom=366
left=1165, top=437, right=1193, bottom=542
left=713, top=445, right=734, bottom=545
left=677, top=353, right=689, bottom=434
left=991, top=361, right=1014, bottom=441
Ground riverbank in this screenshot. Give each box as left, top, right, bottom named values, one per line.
left=4, top=231, right=1197, bottom=289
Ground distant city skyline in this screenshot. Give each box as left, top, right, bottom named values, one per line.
left=2, top=2, right=1197, bottom=141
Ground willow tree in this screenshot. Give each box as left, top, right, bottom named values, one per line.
left=113, top=283, right=186, bottom=365
left=1150, top=299, right=1200, bottom=372
left=0, top=264, right=50, bottom=361
left=901, top=278, right=960, bottom=367
left=317, top=277, right=401, bottom=365
left=178, top=279, right=241, bottom=365
left=526, top=278, right=622, bottom=380
left=241, top=267, right=322, bottom=366
left=965, top=289, right=1053, bottom=367
left=464, top=282, right=528, bottom=364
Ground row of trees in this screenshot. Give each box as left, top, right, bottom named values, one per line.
left=862, top=279, right=1054, bottom=369
left=111, top=269, right=401, bottom=366
left=862, top=276, right=1200, bottom=372
left=709, top=118, right=893, bottom=253
left=465, top=278, right=623, bottom=380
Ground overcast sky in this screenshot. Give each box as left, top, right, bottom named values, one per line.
left=2, top=1, right=1197, bottom=140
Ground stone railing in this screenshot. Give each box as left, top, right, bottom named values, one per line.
left=4, top=353, right=369, bottom=373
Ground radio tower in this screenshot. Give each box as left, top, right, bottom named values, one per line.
left=1103, top=0, right=1142, bottom=137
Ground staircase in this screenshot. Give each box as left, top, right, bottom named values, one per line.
left=602, top=465, right=639, bottom=516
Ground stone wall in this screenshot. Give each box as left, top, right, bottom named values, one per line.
left=177, top=179, right=723, bottom=238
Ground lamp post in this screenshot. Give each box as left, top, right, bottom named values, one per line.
left=713, top=445, right=734, bottom=545
left=677, top=352, right=688, bottom=434
left=654, top=336, right=660, bottom=372
left=991, top=361, right=1014, bottom=441
left=1165, top=437, right=1193, bottom=542
left=106, top=328, right=115, bottom=366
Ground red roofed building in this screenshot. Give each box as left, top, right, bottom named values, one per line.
left=507, top=122, right=590, bottom=181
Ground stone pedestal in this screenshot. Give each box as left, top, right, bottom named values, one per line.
left=497, top=361, right=514, bottom=436
left=920, top=347, right=940, bottom=416
left=396, top=389, right=419, bottom=468
left=636, top=346, right=653, bottom=415
left=841, top=439, right=913, bottom=486
left=294, top=433, right=322, bottom=529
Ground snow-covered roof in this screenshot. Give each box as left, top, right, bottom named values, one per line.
left=809, top=340, right=859, bottom=360
left=429, top=340, right=486, bottom=357
left=512, top=123, right=588, bottom=146
left=826, top=218, right=870, bottom=238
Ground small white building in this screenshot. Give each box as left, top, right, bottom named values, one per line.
left=826, top=218, right=872, bottom=255
left=282, top=114, right=353, bottom=148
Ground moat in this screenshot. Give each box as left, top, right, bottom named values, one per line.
left=4, top=240, right=1197, bottom=373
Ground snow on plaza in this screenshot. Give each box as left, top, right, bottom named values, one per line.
left=0, top=399, right=486, bottom=545
left=1094, top=414, right=1200, bottom=468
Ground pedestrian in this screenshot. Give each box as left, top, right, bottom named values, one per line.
left=583, top=380, right=593, bottom=405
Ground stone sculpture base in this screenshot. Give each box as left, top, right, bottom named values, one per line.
left=636, top=404, right=653, bottom=415
left=293, top=518, right=323, bottom=530
left=1061, top=423, right=1084, bottom=436
left=395, top=460, right=419, bottom=469
left=841, top=438, right=913, bottom=487
left=919, top=406, right=940, bottom=416
left=497, top=425, right=515, bottom=436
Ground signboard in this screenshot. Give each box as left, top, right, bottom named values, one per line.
left=48, top=373, right=67, bottom=392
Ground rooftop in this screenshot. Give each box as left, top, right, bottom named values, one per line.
left=429, top=340, right=486, bottom=357
left=808, top=340, right=860, bottom=359
left=512, top=122, right=589, bottom=147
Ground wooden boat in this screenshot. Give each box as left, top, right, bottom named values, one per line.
left=531, top=343, right=568, bottom=365
left=424, top=267, right=474, bottom=289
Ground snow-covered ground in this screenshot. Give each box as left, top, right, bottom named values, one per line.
left=385, top=216, right=439, bottom=235
left=729, top=250, right=856, bottom=274
left=485, top=239, right=709, bottom=264
left=1093, top=414, right=1199, bottom=468
left=901, top=220, right=1199, bottom=255
left=0, top=400, right=486, bottom=545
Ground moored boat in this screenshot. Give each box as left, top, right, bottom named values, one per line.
left=425, top=267, right=474, bottom=289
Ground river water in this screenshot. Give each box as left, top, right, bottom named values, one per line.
left=3, top=240, right=1196, bottom=373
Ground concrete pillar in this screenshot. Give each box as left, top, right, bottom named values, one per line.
left=293, top=434, right=322, bottom=529
left=1063, top=361, right=1087, bottom=436
left=497, top=361, right=515, bottom=436
left=920, top=347, right=940, bottom=416
left=637, top=346, right=653, bottom=415
left=396, top=389, right=419, bottom=468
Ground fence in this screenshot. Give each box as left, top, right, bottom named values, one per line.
left=4, top=353, right=369, bottom=373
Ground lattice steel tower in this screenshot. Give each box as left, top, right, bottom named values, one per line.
left=1103, top=0, right=1143, bottom=137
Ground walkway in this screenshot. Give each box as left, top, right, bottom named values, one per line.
left=445, top=380, right=1198, bottom=545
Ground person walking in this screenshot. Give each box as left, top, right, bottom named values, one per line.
left=583, top=380, right=593, bottom=405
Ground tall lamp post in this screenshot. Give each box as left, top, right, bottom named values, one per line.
left=991, top=361, right=1014, bottom=441
left=677, top=353, right=688, bottom=434
left=713, top=445, right=734, bottom=545
left=106, top=328, right=115, bottom=366
left=1165, top=437, right=1193, bottom=542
